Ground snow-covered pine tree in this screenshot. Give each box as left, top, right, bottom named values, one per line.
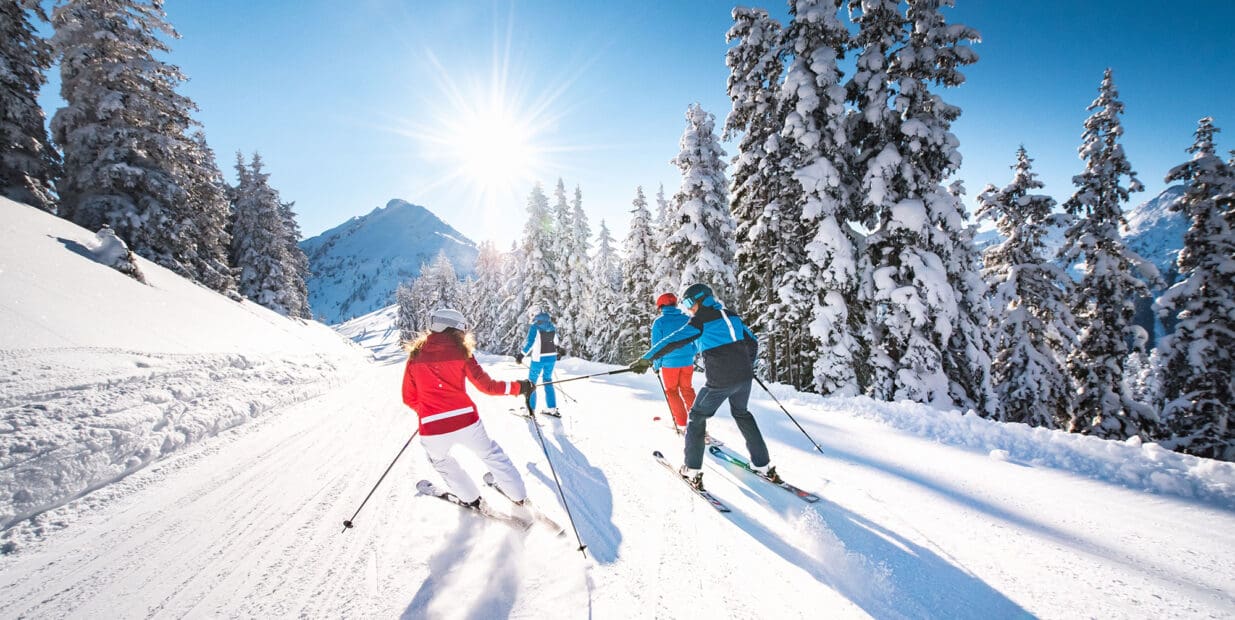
left=229, top=153, right=292, bottom=315
left=274, top=196, right=310, bottom=319
left=518, top=183, right=557, bottom=323
left=589, top=219, right=623, bottom=363
left=410, top=251, right=460, bottom=319
left=851, top=0, right=991, bottom=413
left=1155, top=117, right=1235, bottom=460
left=466, top=241, right=512, bottom=348
left=549, top=179, right=575, bottom=350
left=51, top=0, right=199, bottom=274
left=776, top=0, right=862, bottom=393
left=724, top=6, right=787, bottom=370
left=617, top=187, right=659, bottom=362
left=650, top=183, right=675, bottom=294
left=0, top=0, right=59, bottom=212
left=174, top=131, right=237, bottom=297
left=665, top=104, right=737, bottom=297
left=497, top=240, right=526, bottom=351
left=1059, top=69, right=1159, bottom=440
left=567, top=185, right=595, bottom=358
left=845, top=0, right=906, bottom=396
left=977, top=147, right=1078, bottom=428
left=395, top=281, right=417, bottom=343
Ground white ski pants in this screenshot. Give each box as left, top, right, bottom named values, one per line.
left=420, top=420, right=526, bottom=504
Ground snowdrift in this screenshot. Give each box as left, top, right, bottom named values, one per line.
left=0, top=198, right=369, bottom=531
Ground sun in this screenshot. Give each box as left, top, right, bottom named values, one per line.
left=443, top=98, right=540, bottom=196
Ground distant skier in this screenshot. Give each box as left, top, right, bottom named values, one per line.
left=402, top=308, right=533, bottom=510
left=629, top=284, right=779, bottom=490
left=650, top=293, right=696, bottom=429
left=515, top=310, right=560, bottom=415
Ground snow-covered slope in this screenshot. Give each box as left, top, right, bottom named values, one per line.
left=0, top=197, right=368, bottom=534
left=2, top=198, right=1233, bottom=618
left=1125, top=184, right=1188, bottom=286
left=300, top=199, right=479, bottom=324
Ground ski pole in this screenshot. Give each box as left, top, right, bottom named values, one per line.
left=516, top=359, right=578, bottom=404
left=341, top=430, right=419, bottom=533
left=536, top=367, right=635, bottom=387
left=654, top=370, right=683, bottom=435
left=524, top=392, right=589, bottom=558
left=753, top=376, right=825, bottom=455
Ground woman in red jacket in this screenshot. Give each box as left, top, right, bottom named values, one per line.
left=402, top=308, right=533, bottom=510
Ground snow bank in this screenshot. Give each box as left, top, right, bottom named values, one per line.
left=0, top=198, right=368, bottom=531
left=757, top=382, right=1235, bottom=510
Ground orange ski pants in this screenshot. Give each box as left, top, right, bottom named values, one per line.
left=659, top=365, right=696, bottom=428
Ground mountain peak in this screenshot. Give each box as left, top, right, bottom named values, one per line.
left=300, top=200, right=478, bottom=324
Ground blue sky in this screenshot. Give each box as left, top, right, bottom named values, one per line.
left=37, top=1, right=1235, bottom=246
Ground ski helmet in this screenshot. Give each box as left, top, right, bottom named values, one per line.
left=681, top=283, right=713, bottom=307
left=656, top=293, right=677, bottom=308
left=429, top=308, right=467, bottom=332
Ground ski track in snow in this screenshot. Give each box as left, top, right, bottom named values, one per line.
left=1, top=357, right=1233, bottom=618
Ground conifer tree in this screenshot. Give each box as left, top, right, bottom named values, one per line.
left=517, top=183, right=556, bottom=320
left=617, top=187, right=659, bottom=362
left=665, top=104, right=737, bottom=297
left=466, top=241, right=512, bottom=348
left=175, top=131, right=237, bottom=296
left=549, top=179, right=575, bottom=349
left=1059, top=69, right=1159, bottom=440
left=51, top=0, right=198, bottom=273
left=277, top=198, right=311, bottom=318
left=1155, top=117, right=1235, bottom=460
left=568, top=186, right=595, bottom=358
left=0, top=0, right=59, bottom=212
left=396, top=281, right=417, bottom=343
left=850, top=0, right=991, bottom=412
left=978, top=147, right=1077, bottom=428
left=725, top=6, right=787, bottom=351
left=776, top=0, right=861, bottom=393
left=230, top=153, right=291, bottom=314
left=590, top=219, right=623, bottom=363
left=650, top=183, right=675, bottom=294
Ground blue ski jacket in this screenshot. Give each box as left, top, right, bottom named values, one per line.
left=521, top=313, right=558, bottom=362
left=650, top=306, right=695, bottom=370
left=641, top=296, right=757, bottom=387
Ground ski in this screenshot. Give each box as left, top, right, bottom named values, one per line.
left=652, top=450, right=730, bottom=513
left=482, top=472, right=567, bottom=537
left=507, top=408, right=545, bottom=425
left=707, top=445, right=821, bottom=503
left=415, top=480, right=533, bottom=530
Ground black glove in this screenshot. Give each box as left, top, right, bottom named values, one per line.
left=629, top=358, right=653, bottom=374
left=516, top=379, right=533, bottom=395
left=557, top=348, right=567, bottom=358
left=514, top=353, right=524, bottom=364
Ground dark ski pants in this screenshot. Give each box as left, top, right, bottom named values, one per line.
left=683, top=379, right=769, bottom=470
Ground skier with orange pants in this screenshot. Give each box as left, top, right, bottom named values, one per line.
left=650, top=293, right=696, bottom=429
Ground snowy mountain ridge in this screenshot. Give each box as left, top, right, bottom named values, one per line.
left=300, top=199, right=479, bottom=324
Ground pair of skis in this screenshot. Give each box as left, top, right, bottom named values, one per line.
left=415, top=476, right=566, bottom=537
left=653, top=443, right=821, bottom=513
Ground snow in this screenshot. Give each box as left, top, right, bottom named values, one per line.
left=2, top=197, right=1234, bottom=617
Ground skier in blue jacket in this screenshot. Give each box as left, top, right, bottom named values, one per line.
left=630, top=283, right=779, bottom=491
left=515, top=311, right=559, bottom=415
left=650, top=293, right=696, bottom=429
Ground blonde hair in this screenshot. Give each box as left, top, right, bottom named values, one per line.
left=403, top=328, right=476, bottom=360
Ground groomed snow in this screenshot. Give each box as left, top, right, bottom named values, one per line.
left=1, top=197, right=1233, bottom=618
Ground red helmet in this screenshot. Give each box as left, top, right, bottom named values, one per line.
left=656, top=293, right=678, bottom=308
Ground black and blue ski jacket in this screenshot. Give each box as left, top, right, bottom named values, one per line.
left=641, top=297, right=757, bottom=387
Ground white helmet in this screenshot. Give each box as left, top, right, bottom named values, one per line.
left=429, top=308, right=467, bottom=332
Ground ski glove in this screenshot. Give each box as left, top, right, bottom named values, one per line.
left=557, top=348, right=567, bottom=358
left=514, top=353, right=524, bottom=364
left=516, top=379, right=534, bottom=395
left=629, top=358, right=653, bottom=374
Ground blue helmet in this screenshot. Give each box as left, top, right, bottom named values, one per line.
left=681, top=283, right=713, bottom=307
